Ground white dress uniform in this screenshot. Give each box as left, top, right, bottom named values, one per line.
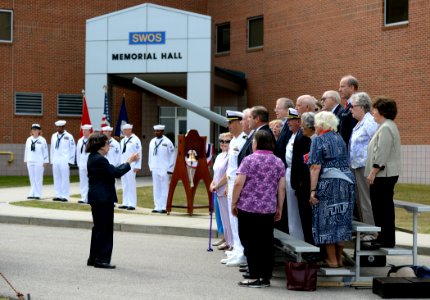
left=285, top=132, right=304, bottom=240
left=120, top=134, right=142, bottom=208
left=148, top=135, right=175, bottom=211
left=24, top=135, right=49, bottom=198
left=50, top=130, right=76, bottom=200
left=76, top=136, right=90, bottom=203
left=226, top=131, right=247, bottom=257
left=106, top=138, right=121, bottom=167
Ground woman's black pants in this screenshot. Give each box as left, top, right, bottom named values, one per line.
left=370, top=176, right=398, bottom=247
left=238, top=209, right=274, bottom=280
left=89, top=203, right=114, bottom=263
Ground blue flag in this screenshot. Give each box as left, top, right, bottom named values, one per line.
left=114, top=95, right=129, bottom=137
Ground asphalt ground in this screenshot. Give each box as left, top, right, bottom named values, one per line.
left=0, top=223, right=411, bottom=300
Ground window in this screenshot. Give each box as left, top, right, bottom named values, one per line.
left=0, top=9, right=13, bottom=42
left=58, top=94, right=82, bottom=116
left=248, top=16, right=263, bottom=49
left=15, top=92, right=43, bottom=115
left=385, top=0, right=408, bottom=26
left=216, top=23, right=230, bottom=53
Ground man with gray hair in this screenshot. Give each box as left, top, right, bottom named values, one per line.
left=321, top=90, right=343, bottom=120
left=339, top=75, right=359, bottom=145
left=296, top=95, right=317, bottom=116
left=237, top=106, right=276, bottom=166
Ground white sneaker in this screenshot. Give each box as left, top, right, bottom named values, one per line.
left=225, top=250, right=236, bottom=257
left=220, top=254, right=238, bottom=264
left=225, top=255, right=246, bottom=267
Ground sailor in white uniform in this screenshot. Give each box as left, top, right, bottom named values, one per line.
left=148, top=124, right=175, bottom=213
left=119, top=124, right=142, bottom=210
left=101, top=126, right=121, bottom=167
left=76, top=124, right=92, bottom=204
left=24, top=123, right=49, bottom=199
left=50, top=120, right=76, bottom=202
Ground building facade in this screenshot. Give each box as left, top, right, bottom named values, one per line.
left=0, top=0, right=429, bottom=183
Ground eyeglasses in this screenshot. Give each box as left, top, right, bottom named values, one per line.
left=219, top=140, right=231, bottom=144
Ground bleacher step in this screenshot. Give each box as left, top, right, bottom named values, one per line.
left=318, top=267, right=355, bottom=276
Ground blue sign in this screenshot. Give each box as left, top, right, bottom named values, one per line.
left=129, top=31, right=165, bottom=45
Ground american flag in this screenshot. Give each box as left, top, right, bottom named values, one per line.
left=101, top=91, right=110, bottom=127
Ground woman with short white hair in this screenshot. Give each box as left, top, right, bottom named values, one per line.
left=308, top=111, right=355, bottom=267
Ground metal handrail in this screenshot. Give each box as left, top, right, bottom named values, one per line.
left=0, top=151, right=14, bottom=163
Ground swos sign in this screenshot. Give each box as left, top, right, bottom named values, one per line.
left=129, top=31, right=166, bottom=45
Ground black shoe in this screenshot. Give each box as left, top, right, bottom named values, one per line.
left=242, top=272, right=251, bottom=279
left=239, top=263, right=248, bottom=268
left=94, top=262, right=116, bottom=269
left=260, top=278, right=271, bottom=287
left=152, top=209, right=161, bottom=213
left=60, top=198, right=68, bottom=202
left=238, top=279, right=263, bottom=288
left=27, top=196, right=34, bottom=199
left=160, top=210, right=167, bottom=214
left=239, top=266, right=249, bottom=273
left=34, top=197, right=40, bottom=200
left=361, top=241, right=383, bottom=250
left=127, top=207, right=135, bottom=210
left=118, top=205, right=128, bottom=209
left=78, top=200, right=87, bottom=204
left=87, top=259, right=95, bottom=266
left=53, top=197, right=61, bottom=201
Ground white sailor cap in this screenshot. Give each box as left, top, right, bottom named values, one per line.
left=226, top=110, right=243, bottom=121
left=31, top=123, right=41, bottom=129
left=122, top=123, right=133, bottom=130
left=81, top=124, right=92, bottom=130
left=153, top=124, right=165, bottom=130
left=55, top=120, right=66, bottom=126
left=287, top=108, right=300, bottom=119
left=101, top=126, right=113, bottom=131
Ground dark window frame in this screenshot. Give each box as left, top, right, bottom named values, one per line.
left=15, top=92, right=43, bottom=116
left=384, top=0, right=408, bottom=26
left=247, top=16, right=264, bottom=49
left=216, top=22, right=230, bottom=54
left=0, top=9, right=13, bottom=43
left=57, top=94, right=83, bottom=117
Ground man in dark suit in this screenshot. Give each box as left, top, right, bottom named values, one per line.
left=339, top=75, right=359, bottom=146
left=273, top=98, right=294, bottom=234
left=274, top=97, right=295, bottom=168
left=321, top=90, right=343, bottom=131
left=290, top=119, right=313, bottom=244
left=237, top=106, right=276, bottom=166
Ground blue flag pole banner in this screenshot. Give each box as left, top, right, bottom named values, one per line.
left=114, top=95, right=129, bottom=137
left=101, top=91, right=111, bottom=128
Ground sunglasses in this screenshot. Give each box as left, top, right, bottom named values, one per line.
left=219, top=140, right=231, bottom=144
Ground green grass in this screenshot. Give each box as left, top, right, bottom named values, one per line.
left=12, top=182, right=212, bottom=214
left=0, top=175, right=79, bottom=188
left=394, top=184, right=430, bottom=234
left=6, top=177, right=430, bottom=233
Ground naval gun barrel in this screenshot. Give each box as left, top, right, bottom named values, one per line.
left=132, top=77, right=229, bottom=128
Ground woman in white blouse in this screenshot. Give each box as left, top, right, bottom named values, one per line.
left=349, top=93, right=378, bottom=228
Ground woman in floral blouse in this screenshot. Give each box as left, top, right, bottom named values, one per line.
left=232, top=130, right=286, bottom=288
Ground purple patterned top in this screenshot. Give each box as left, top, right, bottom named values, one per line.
left=236, top=150, right=285, bottom=214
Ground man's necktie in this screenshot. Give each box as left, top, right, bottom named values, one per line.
left=122, top=137, right=132, bottom=153
left=81, top=140, right=87, bottom=154
left=55, top=134, right=64, bottom=149
left=153, top=138, right=163, bottom=156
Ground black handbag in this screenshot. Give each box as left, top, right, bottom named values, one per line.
left=285, top=261, right=318, bottom=291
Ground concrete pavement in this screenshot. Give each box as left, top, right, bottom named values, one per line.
left=0, top=176, right=429, bottom=257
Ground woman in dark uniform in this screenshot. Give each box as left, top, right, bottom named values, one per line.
left=86, top=133, right=139, bottom=269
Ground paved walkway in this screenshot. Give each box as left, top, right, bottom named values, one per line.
left=0, top=176, right=429, bottom=257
